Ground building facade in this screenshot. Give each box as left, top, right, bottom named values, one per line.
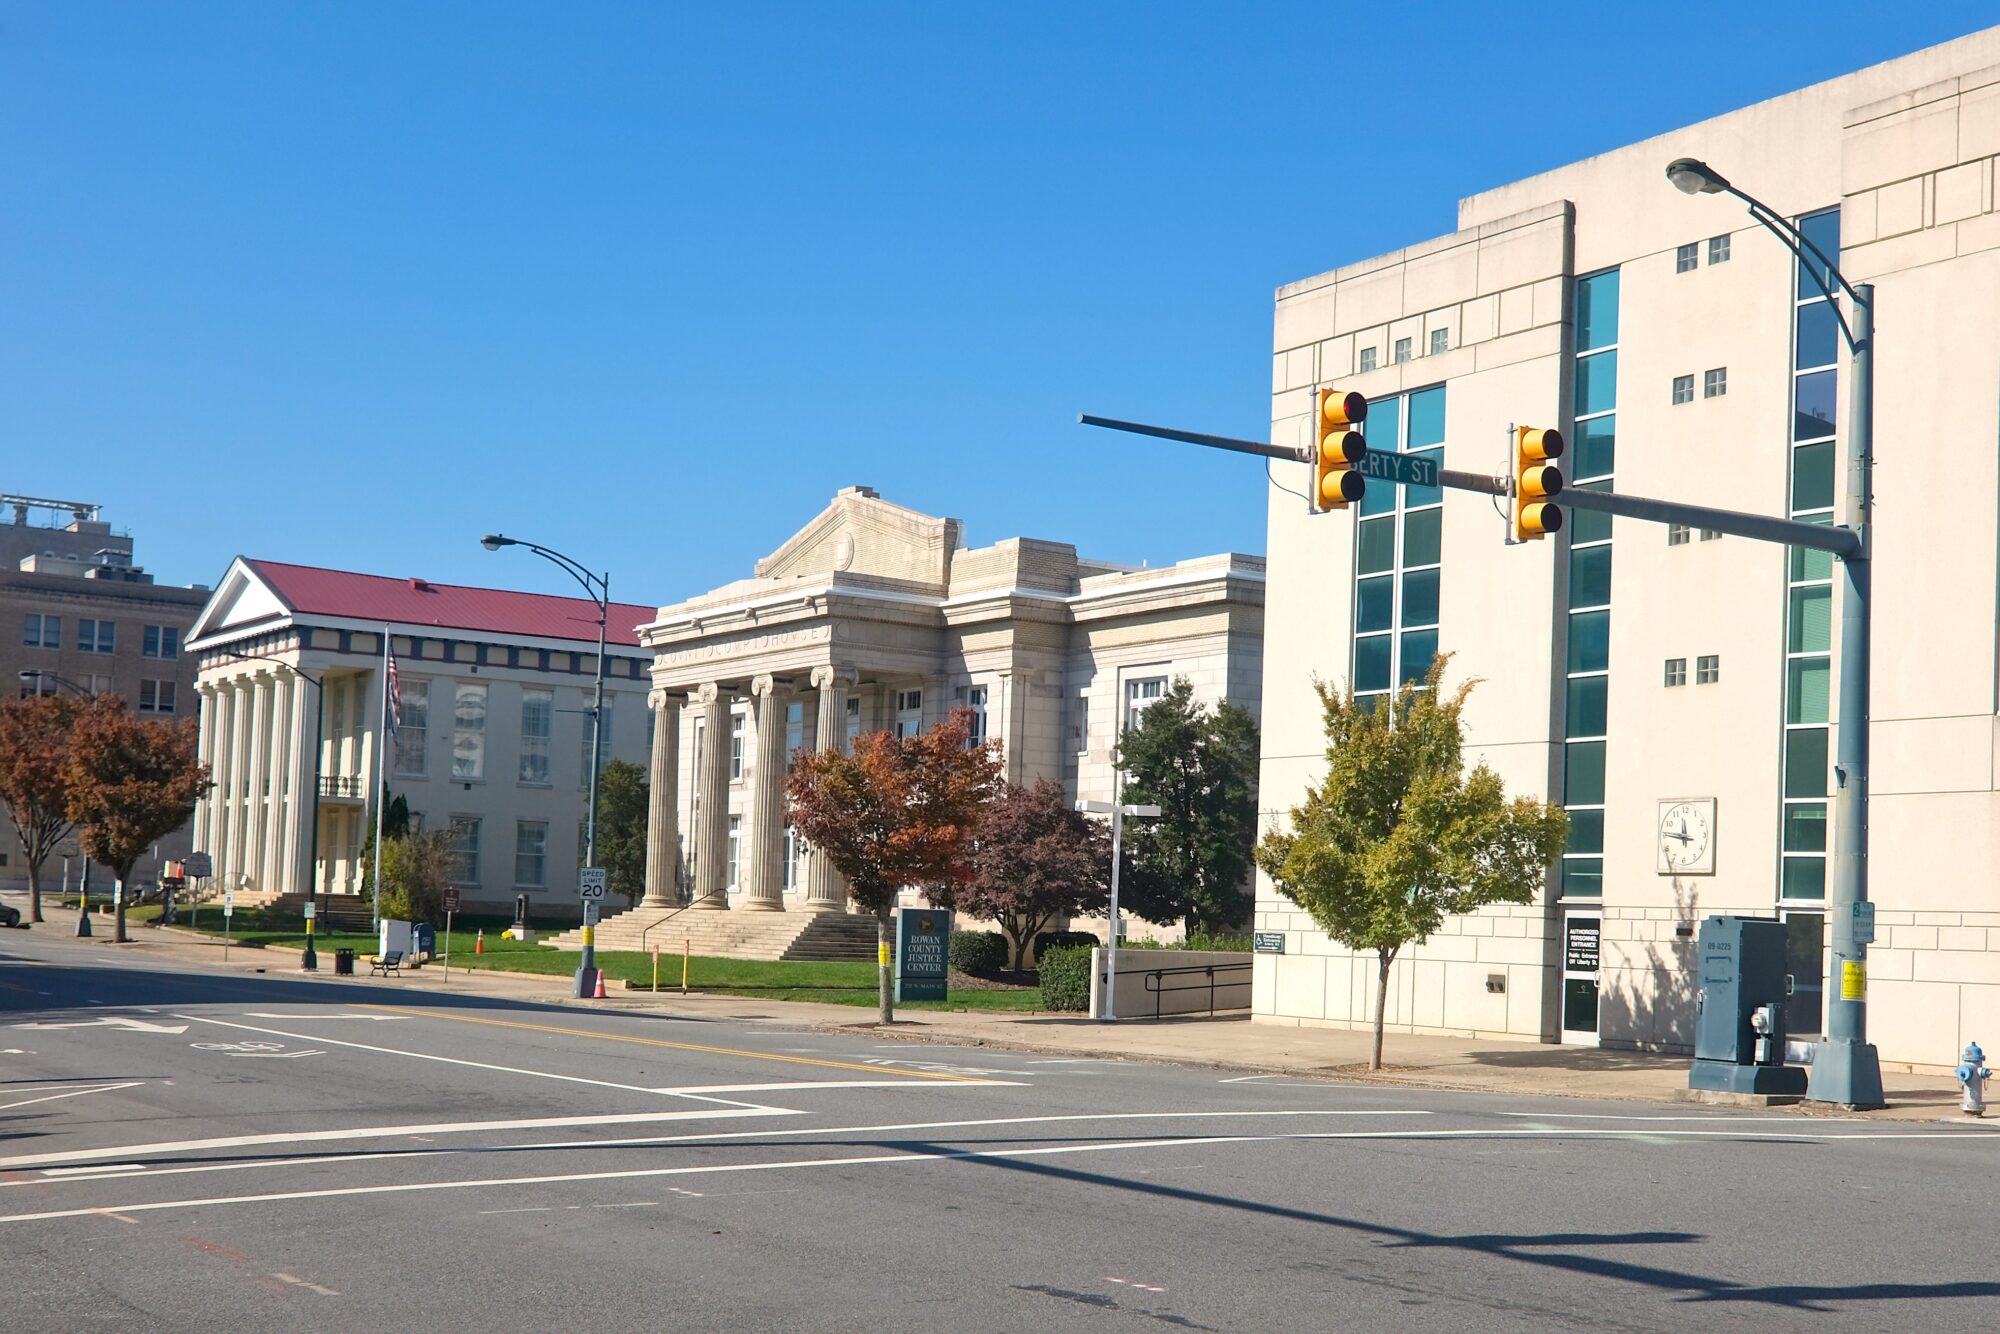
left=3, top=494, right=206, bottom=893
left=1254, top=28, right=2000, bottom=1069
left=617, top=487, right=1263, bottom=931
left=186, top=559, right=654, bottom=913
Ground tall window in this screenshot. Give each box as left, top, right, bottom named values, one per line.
left=845, top=697, right=862, bottom=748
left=450, top=816, right=481, bottom=884
left=582, top=700, right=613, bottom=782
left=453, top=683, right=487, bottom=781
left=514, top=820, right=547, bottom=887
left=139, top=680, right=176, bottom=714
left=1561, top=267, right=1620, bottom=901
left=22, top=613, right=59, bottom=648
left=77, top=619, right=114, bottom=653
left=143, top=625, right=179, bottom=658
left=1351, top=384, right=1446, bottom=710
left=729, top=710, right=745, bottom=779
left=395, top=680, right=429, bottom=777
left=520, top=689, right=552, bottom=784
left=783, top=824, right=800, bottom=891
left=726, top=815, right=741, bottom=888
left=1781, top=208, right=1841, bottom=904
left=895, top=689, right=922, bottom=739
left=785, top=700, right=805, bottom=767
left=964, top=684, right=989, bottom=745
left=1124, top=677, right=1167, bottom=732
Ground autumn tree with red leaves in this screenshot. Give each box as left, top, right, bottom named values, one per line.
left=786, top=706, right=999, bottom=1022
left=0, top=694, right=101, bottom=924
left=932, top=778, right=1109, bottom=971
left=64, top=700, right=209, bottom=944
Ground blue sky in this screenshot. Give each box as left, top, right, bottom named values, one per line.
left=3, top=3, right=1991, bottom=605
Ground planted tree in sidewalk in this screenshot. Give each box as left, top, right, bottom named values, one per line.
left=1256, top=656, right=1567, bottom=1071
left=786, top=707, right=1000, bottom=1023
left=932, top=777, right=1109, bottom=971
left=1115, top=678, right=1260, bottom=933
left=595, top=758, right=649, bottom=908
left=376, top=830, right=457, bottom=923
left=64, top=701, right=209, bottom=944
left=0, top=694, right=96, bottom=924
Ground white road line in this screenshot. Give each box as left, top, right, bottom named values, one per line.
left=0, top=1081, right=144, bottom=1112
left=1494, top=1111, right=1868, bottom=1123
left=650, top=1080, right=1024, bottom=1094
left=0, top=1105, right=799, bottom=1172
left=42, top=1164, right=146, bottom=1177
left=241, top=1013, right=401, bottom=1021
left=1219, top=1074, right=1280, bottom=1083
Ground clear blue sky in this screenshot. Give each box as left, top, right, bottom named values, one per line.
left=3, top=3, right=1990, bottom=605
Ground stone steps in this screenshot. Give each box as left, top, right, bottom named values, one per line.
left=543, top=904, right=880, bottom=962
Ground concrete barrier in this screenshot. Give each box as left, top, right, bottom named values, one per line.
left=1089, top=948, right=1253, bottom=1020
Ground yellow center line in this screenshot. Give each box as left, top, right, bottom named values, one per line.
left=356, top=1004, right=979, bottom=1082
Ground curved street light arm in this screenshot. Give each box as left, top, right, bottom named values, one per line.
left=512, top=540, right=609, bottom=611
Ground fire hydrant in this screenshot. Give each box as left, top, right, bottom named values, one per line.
left=1958, top=1042, right=1991, bottom=1116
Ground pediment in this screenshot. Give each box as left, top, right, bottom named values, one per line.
left=186, top=558, right=291, bottom=645
left=755, top=487, right=961, bottom=590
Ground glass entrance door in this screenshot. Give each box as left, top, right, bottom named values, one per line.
left=1782, top=910, right=1826, bottom=1041
left=1561, top=912, right=1601, bottom=1044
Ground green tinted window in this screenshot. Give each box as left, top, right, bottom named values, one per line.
left=1402, top=508, right=1441, bottom=567
left=1564, top=741, right=1606, bottom=805
left=1567, top=610, right=1610, bottom=673
left=1577, top=270, right=1620, bottom=350
left=1358, top=517, right=1395, bottom=574
left=1565, top=676, right=1608, bottom=738
left=1785, top=727, right=1828, bottom=798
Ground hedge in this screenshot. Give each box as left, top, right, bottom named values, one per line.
left=949, top=930, right=1009, bottom=977
left=1036, top=945, right=1094, bottom=1012
left=1033, top=929, right=1099, bottom=962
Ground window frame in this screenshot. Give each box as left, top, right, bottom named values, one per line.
left=1675, top=241, right=1699, bottom=273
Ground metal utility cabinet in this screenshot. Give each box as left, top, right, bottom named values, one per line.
left=1687, top=915, right=1808, bottom=1097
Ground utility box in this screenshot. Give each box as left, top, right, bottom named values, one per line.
left=1688, top=915, right=1807, bottom=1097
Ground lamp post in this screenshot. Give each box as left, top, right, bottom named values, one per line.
left=226, top=652, right=325, bottom=972
left=482, top=533, right=610, bottom=999
left=1077, top=800, right=1161, bottom=1021
left=1667, top=157, right=1882, bottom=1107
left=17, top=670, right=93, bottom=698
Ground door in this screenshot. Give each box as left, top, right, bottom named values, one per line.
left=1560, top=912, right=1601, bottom=1045
left=1781, top=910, right=1825, bottom=1041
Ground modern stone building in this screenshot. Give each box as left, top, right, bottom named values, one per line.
left=1252, top=27, right=2000, bottom=1069
left=2, top=494, right=206, bottom=893
left=572, top=487, right=1263, bottom=956
left=185, top=558, right=654, bottom=913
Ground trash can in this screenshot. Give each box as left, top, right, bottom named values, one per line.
left=334, top=948, right=355, bottom=977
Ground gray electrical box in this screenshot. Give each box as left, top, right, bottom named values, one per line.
left=1688, top=915, right=1807, bottom=1097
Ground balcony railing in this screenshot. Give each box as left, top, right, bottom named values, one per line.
left=318, top=774, right=367, bottom=799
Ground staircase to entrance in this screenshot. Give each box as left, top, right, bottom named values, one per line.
left=543, top=901, right=878, bottom=962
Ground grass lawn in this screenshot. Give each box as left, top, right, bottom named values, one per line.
left=130, top=904, right=1046, bottom=1011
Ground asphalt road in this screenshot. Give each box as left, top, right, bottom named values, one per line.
left=3, top=927, right=1999, bottom=1333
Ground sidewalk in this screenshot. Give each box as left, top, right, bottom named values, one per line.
left=14, top=915, right=1982, bottom=1125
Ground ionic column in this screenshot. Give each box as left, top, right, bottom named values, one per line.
left=743, top=676, right=790, bottom=911
left=243, top=674, right=273, bottom=891
left=690, top=683, right=730, bottom=908
left=281, top=672, right=313, bottom=895
left=192, top=684, right=218, bottom=856
left=209, top=684, right=234, bottom=882
left=642, top=687, right=682, bottom=906
left=228, top=677, right=254, bottom=884
left=803, top=666, right=852, bottom=912
left=261, top=674, right=292, bottom=895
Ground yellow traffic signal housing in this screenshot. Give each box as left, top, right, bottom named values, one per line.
left=1513, top=426, right=1565, bottom=540
left=1313, top=389, right=1368, bottom=511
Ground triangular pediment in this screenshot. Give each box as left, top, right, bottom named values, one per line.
left=186, top=558, right=292, bottom=645
left=755, top=487, right=962, bottom=590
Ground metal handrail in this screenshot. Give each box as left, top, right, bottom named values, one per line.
left=639, top=891, right=728, bottom=952
left=1132, top=960, right=1255, bottom=1019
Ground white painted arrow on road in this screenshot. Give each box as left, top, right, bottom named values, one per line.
left=11, top=1017, right=190, bottom=1035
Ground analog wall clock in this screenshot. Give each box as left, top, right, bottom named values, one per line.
left=1656, top=798, right=1716, bottom=875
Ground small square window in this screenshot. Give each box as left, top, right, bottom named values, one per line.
left=1664, top=658, right=1687, bottom=687
left=1704, top=367, right=1728, bottom=398
left=1667, top=524, right=1690, bottom=546
left=1699, top=528, right=1722, bottom=542
left=1696, top=654, right=1721, bottom=685
left=1428, top=328, right=1449, bottom=356
left=1393, top=337, right=1412, bottom=365
left=1708, top=234, right=1731, bottom=264
left=1358, top=346, right=1377, bottom=373
left=1671, top=374, right=1694, bottom=405
left=1675, top=242, right=1699, bottom=273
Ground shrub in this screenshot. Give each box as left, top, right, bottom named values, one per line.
left=1183, top=932, right=1255, bottom=952
left=1036, top=945, right=1094, bottom=1012
left=1033, top=929, right=1099, bottom=962
left=950, top=930, right=1009, bottom=977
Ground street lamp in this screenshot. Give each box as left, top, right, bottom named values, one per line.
left=17, top=670, right=93, bottom=698
left=482, top=532, right=611, bottom=999
left=1665, top=157, right=1881, bottom=1107
left=1077, top=799, right=1160, bottom=1022
left=226, top=652, right=326, bottom=972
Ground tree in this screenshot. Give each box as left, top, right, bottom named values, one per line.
left=595, top=758, right=649, bottom=908
left=1115, top=678, right=1260, bottom=933
left=786, top=707, right=1000, bottom=1022
left=0, top=694, right=97, bottom=924
left=375, top=830, right=456, bottom=923
left=64, top=701, right=209, bottom=945
left=1255, top=656, right=1568, bottom=1071
left=933, top=778, right=1109, bottom=971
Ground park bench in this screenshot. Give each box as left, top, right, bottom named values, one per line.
left=369, top=950, right=404, bottom=977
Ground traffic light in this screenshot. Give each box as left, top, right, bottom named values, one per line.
left=1513, top=425, right=1565, bottom=541
left=1313, top=389, right=1368, bottom=511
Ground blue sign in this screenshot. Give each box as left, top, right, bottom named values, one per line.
left=1353, top=450, right=1439, bottom=489
left=896, top=908, right=953, bottom=1003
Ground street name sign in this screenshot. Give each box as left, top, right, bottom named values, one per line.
left=579, top=868, right=608, bottom=900
left=1354, top=450, right=1439, bottom=489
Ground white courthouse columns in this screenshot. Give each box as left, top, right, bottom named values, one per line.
left=281, top=672, right=314, bottom=896
left=209, top=683, right=235, bottom=884
left=691, top=683, right=731, bottom=908
left=642, top=687, right=682, bottom=907
left=261, top=674, right=293, bottom=895
left=227, top=677, right=253, bottom=884
left=192, top=684, right=218, bottom=856
left=743, top=675, right=789, bottom=911
left=803, top=665, right=852, bottom=912
left=243, top=674, right=273, bottom=890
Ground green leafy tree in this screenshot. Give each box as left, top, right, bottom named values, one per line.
left=1256, top=657, right=1567, bottom=1071
left=595, top=758, right=649, bottom=908
left=1115, top=678, right=1260, bottom=933
left=376, top=830, right=456, bottom=923
left=64, top=702, right=210, bottom=945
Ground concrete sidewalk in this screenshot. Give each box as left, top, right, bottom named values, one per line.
left=14, top=914, right=1981, bottom=1124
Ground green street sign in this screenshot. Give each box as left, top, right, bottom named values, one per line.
left=1354, top=450, right=1439, bottom=489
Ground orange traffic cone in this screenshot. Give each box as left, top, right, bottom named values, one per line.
left=475, top=928, right=485, bottom=955
left=592, top=968, right=608, bottom=999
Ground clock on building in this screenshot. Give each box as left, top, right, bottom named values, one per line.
left=1656, top=798, right=1716, bottom=875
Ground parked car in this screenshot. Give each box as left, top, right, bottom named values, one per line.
left=0, top=903, right=21, bottom=928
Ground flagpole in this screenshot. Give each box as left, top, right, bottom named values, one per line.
left=371, top=625, right=389, bottom=935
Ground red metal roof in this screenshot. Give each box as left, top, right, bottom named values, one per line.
left=245, top=559, right=653, bottom=648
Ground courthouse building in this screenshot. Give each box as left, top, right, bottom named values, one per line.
left=185, top=558, right=653, bottom=911
left=1254, top=28, right=2000, bottom=1067
left=577, top=486, right=1262, bottom=953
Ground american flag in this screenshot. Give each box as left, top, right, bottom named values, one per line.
left=386, top=651, right=401, bottom=738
